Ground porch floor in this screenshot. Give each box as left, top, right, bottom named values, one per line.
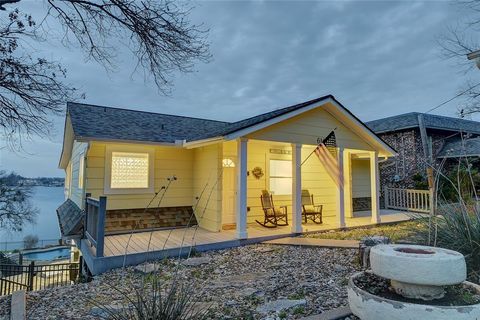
left=103, top=209, right=416, bottom=257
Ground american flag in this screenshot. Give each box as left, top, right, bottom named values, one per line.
left=314, top=131, right=343, bottom=187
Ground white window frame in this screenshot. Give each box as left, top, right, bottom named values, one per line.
left=78, top=154, right=85, bottom=189
left=269, top=159, right=292, bottom=195
left=104, top=145, right=155, bottom=195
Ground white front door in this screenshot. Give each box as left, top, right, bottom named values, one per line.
left=222, top=160, right=237, bottom=225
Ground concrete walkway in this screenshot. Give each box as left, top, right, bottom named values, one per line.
left=262, top=237, right=359, bottom=249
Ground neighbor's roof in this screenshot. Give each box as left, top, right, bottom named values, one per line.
left=437, top=136, right=480, bottom=158
left=366, top=112, right=480, bottom=135
left=67, top=95, right=334, bottom=143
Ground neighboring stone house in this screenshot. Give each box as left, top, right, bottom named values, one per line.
left=366, top=112, right=480, bottom=191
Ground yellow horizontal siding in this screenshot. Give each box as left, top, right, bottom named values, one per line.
left=69, top=141, right=88, bottom=208
left=85, top=141, right=194, bottom=210
left=192, top=144, right=222, bottom=232
left=352, top=159, right=371, bottom=198
left=246, top=107, right=374, bottom=151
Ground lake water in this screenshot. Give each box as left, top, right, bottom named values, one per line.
left=0, top=186, right=64, bottom=249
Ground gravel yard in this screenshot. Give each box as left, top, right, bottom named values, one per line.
left=0, top=244, right=360, bottom=319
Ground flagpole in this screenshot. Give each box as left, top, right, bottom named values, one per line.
left=300, top=127, right=337, bottom=167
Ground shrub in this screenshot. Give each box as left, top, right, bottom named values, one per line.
left=23, top=234, right=38, bottom=249
left=90, top=274, right=211, bottom=320
left=421, top=202, right=480, bottom=282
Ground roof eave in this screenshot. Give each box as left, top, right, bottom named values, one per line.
left=75, top=136, right=179, bottom=147
left=183, top=136, right=224, bottom=149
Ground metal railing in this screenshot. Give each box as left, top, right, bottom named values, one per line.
left=84, top=194, right=107, bottom=257
left=0, top=261, right=80, bottom=296
left=0, top=239, right=62, bottom=252
left=385, top=187, right=432, bottom=213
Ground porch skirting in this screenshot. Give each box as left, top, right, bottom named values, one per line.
left=105, top=206, right=197, bottom=233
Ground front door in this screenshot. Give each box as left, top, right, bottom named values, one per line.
left=222, top=158, right=237, bottom=226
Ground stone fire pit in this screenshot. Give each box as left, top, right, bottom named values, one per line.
left=348, top=244, right=480, bottom=320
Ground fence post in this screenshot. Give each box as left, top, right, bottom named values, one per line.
left=27, top=261, right=34, bottom=291
left=95, top=196, right=107, bottom=257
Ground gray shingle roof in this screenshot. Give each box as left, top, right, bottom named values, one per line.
left=67, top=95, right=334, bottom=143
left=56, top=199, right=84, bottom=237
left=437, top=137, right=480, bottom=158
left=366, top=112, right=480, bottom=135
left=68, top=102, right=230, bottom=143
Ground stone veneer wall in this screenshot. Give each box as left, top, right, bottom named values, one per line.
left=353, top=197, right=371, bottom=211
left=352, top=197, right=385, bottom=212
left=378, top=129, right=451, bottom=191
left=105, top=206, right=197, bottom=233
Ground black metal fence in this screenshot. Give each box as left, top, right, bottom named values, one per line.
left=0, top=261, right=80, bottom=296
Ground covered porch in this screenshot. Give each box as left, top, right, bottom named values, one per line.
left=79, top=209, right=415, bottom=274
left=219, top=137, right=385, bottom=240
left=103, top=209, right=412, bottom=257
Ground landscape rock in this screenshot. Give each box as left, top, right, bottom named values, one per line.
left=23, top=244, right=360, bottom=319
left=90, top=304, right=127, bottom=318
left=256, top=298, right=307, bottom=313
left=182, top=256, right=212, bottom=267
left=133, top=263, right=160, bottom=274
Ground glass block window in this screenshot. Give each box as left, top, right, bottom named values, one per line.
left=269, top=159, right=292, bottom=195
left=111, top=152, right=149, bottom=189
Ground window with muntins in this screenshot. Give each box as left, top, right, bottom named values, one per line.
left=269, top=159, right=292, bottom=195
left=111, top=152, right=149, bottom=189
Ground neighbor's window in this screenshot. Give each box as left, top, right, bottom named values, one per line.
left=269, top=159, right=292, bottom=195
left=78, top=155, right=85, bottom=189
left=110, top=152, right=150, bottom=189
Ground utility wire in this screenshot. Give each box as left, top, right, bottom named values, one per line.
left=424, top=81, right=480, bottom=114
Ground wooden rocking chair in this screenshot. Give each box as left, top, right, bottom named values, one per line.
left=301, top=190, right=323, bottom=224
left=256, top=190, right=289, bottom=228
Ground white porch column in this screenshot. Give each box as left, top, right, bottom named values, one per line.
left=236, top=138, right=248, bottom=239
left=291, top=143, right=303, bottom=234
left=336, top=147, right=346, bottom=228
left=343, top=150, right=353, bottom=218
left=370, top=151, right=381, bottom=224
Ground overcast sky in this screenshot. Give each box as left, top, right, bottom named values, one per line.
left=0, top=0, right=475, bottom=177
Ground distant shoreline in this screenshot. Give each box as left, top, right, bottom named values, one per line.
left=1, top=173, right=64, bottom=188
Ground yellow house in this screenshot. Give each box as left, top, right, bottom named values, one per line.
left=58, top=95, right=398, bottom=273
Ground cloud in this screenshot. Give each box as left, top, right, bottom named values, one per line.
left=0, top=0, right=468, bottom=176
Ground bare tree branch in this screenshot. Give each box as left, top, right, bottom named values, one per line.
left=0, top=0, right=210, bottom=149
left=0, top=170, right=37, bottom=232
